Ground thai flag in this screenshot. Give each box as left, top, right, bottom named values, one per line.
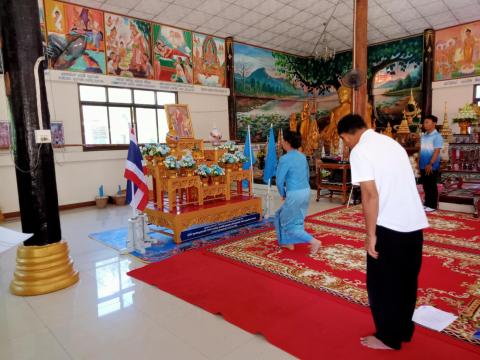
left=124, top=128, right=148, bottom=211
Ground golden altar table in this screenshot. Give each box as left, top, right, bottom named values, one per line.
left=145, top=196, right=262, bottom=243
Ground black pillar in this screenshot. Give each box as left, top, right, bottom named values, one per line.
left=0, top=0, right=61, bottom=246
left=225, top=37, right=237, bottom=141
left=422, top=29, right=435, bottom=118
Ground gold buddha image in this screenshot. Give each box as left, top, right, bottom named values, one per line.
left=321, top=86, right=373, bottom=155
left=299, top=101, right=320, bottom=156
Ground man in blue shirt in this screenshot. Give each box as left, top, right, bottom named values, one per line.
left=419, top=115, right=444, bottom=212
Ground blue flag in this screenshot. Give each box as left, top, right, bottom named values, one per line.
left=243, top=126, right=256, bottom=170
left=243, top=126, right=256, bottom=189
left=263, top=126, right=277, bottom=184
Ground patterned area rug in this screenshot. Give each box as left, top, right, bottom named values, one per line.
left=209, top=222, right=480, bottom=346
left=307, top=206, right=480, bottom=255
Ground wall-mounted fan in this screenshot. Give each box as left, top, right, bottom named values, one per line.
left=341, top=69, right=366, bottom=89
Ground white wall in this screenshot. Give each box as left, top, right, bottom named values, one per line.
left=432, top=83, right=476, bottom=132
left=0, top=75, right=229, bottom=214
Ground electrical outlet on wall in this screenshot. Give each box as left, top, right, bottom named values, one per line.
left=34, top=130, right=52, bottom=143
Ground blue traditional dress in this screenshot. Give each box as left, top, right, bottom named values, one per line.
left=274, top=149, right=313, bottom=245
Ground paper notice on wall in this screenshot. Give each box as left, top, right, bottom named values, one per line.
left=412, top=305, right=458, bottom=332
left=0, top=227, right=32, bottom=254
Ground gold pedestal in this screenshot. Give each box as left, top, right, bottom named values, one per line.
left=10, top=241, right=79, bottom=296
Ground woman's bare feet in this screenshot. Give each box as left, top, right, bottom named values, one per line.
left=360, top=336, right=393, bottom=350
left=281, top=244, right=294, bottom=250
left=309, top=238, right=322, bottom=255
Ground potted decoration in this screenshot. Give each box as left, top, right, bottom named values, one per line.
left=453, top=103, right=478, bottom=135
left=163, top=155, right=178, bottom=178
left=219, top=152, right=239, bottom=171
left=113, top=185, right=126, bottom=206
left=220, top=140, right=237, bottom=153
left=234, top=151, right=247, bottom=170
left=210, top=164, right=225, bottom=184
left=178, top=151, right=196, bottom=176
left=95, top=185, right=108, bottom=208
left=140, top=144, right=157, bottom=161
left=195, top=164, right=211, bottom=185
left=155, top=144, right=171, bottom=158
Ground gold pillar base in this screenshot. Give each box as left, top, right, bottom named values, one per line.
left=10, top=241, right=79, bottom=296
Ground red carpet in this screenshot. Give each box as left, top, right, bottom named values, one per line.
left=307, top=206, right=480, bottom=255
left=129, top=227, right=480, bottom=359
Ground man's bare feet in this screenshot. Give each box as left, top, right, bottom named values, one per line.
left=310, top=238, right=321, bottom=255
left=281, top=244, right=294, bottom=250
left=360, top=336, right=393, bottom=350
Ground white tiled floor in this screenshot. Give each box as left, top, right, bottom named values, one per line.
left=0, top=192, right=340, bottom=360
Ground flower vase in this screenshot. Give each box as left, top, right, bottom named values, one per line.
left=201, top=177, right=209, bottom=186
left=224, top=163, right=234, bottom=172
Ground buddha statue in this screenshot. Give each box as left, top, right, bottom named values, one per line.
left=384, top=122, right=393, bottom=138
left=321, top=86, right=352, bottom=154
left=322, top=86, right=374, bottom=155
left=289, top=112, right=297, bottom=132
left=299, top=101, right=320, bottom=156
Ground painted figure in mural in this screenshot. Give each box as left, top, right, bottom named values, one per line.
left=463, top=28, right=475, bottom=68
left=205, top=38, right=217, bottom=66
left=128, top=22, right=146, bottom=74
left=184, top=57, right=193, bottom=83
left=175, top=57, right=187, bottom=83
left=53, top=8, right=63, bottom=32
left=154, top=39, right=189, bottom=59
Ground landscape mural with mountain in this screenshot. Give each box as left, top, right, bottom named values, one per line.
left=233, top=35, right=423, bottom=141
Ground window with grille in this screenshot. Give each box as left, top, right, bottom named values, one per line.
left=78, top=85, right=176, bottom=148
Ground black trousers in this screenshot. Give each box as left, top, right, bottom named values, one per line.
left=367, top=225, right=423, bottom=350
left=420, top=170, right=439, bottom=209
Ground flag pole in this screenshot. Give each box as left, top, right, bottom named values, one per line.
left=130, top=181, right=137, bottom=218
left=248, top=125, right=254, bottom=196
left=266, top=124, right=273, bottom=218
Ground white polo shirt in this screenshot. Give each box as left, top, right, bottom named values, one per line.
left=350, top=129, right=429, bottom=233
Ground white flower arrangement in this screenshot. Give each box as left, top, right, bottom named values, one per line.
left=178, top=153, right=196, bottom=168
left=234, top=151, right=248, bottom=163
left=210, top=164, right=225, bottom=176
left=157, top=144, right=171, bottom=156
left=220, top=152, right=239, bottom=164
left=195, top=164, right=211, bottom=177
left=219, top=141, right=237, bottom=152
left=140, top=144, right=158, bottom=157
left=163, top=155, right=178, bottom=169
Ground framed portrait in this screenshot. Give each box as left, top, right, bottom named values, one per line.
left=0, top=122, right=10, bottom=149
left=50, top=122, right=65, bottom=147
left=164, top=104, right=194, bottom=139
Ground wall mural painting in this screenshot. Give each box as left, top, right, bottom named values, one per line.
left=234, top=43, right=340, bottom=142
left=434, top=21, right=480, bottom=81
left=193, top=33, right=226, bottom=87
left=105, top=13, right=153, bottom=79
left=44, top=0, right=106, bottom=74
left=369, top=35, right=423, bottom=129
left=153, top=24, right=193, bottom=84
left=233, top=36, right=424, bottom=141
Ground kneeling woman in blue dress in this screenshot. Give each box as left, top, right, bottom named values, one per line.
left=274, top=131, right=321, bottom=254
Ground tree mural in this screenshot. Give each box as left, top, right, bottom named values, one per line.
left=271, top=35, right=423, bottom=99
left=366, top=36, right=423, bottom=95
left=272, top=51, right=352, bottom=95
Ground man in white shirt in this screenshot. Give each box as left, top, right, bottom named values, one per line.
left=337, top=114, right=428, bottom=351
